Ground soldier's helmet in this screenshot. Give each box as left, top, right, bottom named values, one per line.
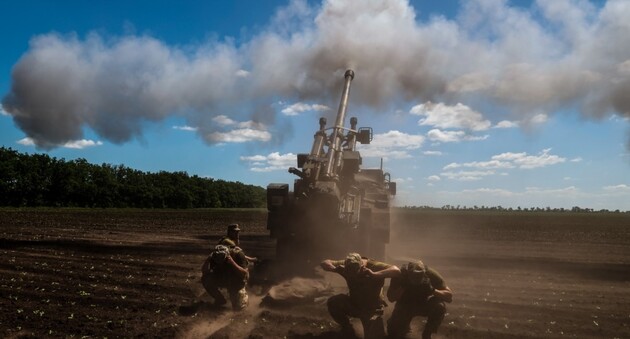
left=344, top=252, right=363, bottom=274
left=227, top=224, right=241, bottom=233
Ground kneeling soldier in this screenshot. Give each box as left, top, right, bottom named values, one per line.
left=387, top=260, right=453, bottom=339
left=201, top=244, right=249, bottom=310
left=321, top=253, right=401, bottom=338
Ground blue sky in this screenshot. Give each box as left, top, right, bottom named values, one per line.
left=1, top=0, right=629, bottom=210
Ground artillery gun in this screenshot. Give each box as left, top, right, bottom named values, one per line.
left=266, top=70, right=396, bottom=272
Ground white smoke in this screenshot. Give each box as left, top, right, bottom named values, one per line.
left=2, top=0, right=630, bottom=149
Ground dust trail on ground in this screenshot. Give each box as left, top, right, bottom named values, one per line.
left=265, top=276, right=334, bottom=304
left=179, top=295, right=264, bottom=338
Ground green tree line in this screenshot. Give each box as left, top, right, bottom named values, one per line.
left=0, top=147, right=266, bottom=208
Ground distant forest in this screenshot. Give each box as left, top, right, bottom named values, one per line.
left=0, top=147, right=266, bottom=208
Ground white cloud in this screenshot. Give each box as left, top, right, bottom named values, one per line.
left=359, top=149, right=414, bottom=159
left=208, top=128, right=271, bottom=143
left=237, top=120, right=267, bottom=130
left=17, top=138, right=35, bottom=146
left=423, top=150, right=442, bottom=156
left=172, top=125, right=198, bottom=132
left=241, top=152, right=296, bottom=172
left=444, top=159, right=514, bottom=170
left=439, top=149, right=566, bottom=181
left=494, top=120, right=519, bottom=128
left=603, top=184, right=630, bottom=192
left=427, top=129, right=461, bottom=143
left=358, top=130, right=425, bottom=159
left=441, top=170, right=496, bottom=181
left=609, top=114, right=630, bottom=122
left=212, top=115, right=265, bottom=129
left=212, top=115, right=237, bottom=126
left=17, top=137, right=102, bottom=149
left=427, top=175, right=441, bottom=182
left=62, top=139, right=104, bottom=149
left=529, top=113, right=548, bottom=124
left=0, top=104, right=8, bottom=116
left=208, top=115, right=269, bottom=143
left=235, top=69, right=250, bottom=78
left=427, top=129, right=489, bottom=143
left=8, top=0, right=630, bottom=150
left=411, top=102, right=491, bottom=131
left=281, top=102, right=330, bottom=116
left=493, top=148, right=565, bottom=169
left=570, top=157, right=583, bottom=162
left=372, top=130, right=425, bottom=149
left=494, top=114, right=547, bottom=129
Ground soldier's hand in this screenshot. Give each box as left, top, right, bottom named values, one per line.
left=320, top=260, right=336, bottom=272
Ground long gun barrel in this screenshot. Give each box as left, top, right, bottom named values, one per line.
left=324, top=69, right=355, bottom=178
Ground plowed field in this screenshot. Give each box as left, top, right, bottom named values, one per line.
left=1, top=208, right=629, bottom=338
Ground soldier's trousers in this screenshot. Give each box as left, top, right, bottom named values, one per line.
left=327, top=294, right=385, bottom=339
left=387, top=297, right=446, bottom=338
left=201, top=274, right=248, bottom=310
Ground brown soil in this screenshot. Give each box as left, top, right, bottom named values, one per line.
left=1, top=208, right=629, bottom=338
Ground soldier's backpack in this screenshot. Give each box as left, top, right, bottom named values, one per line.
left=210, top=245, right=230, bottom=265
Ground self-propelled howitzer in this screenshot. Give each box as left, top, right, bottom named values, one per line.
left=266, top=70, right=396, bottom=271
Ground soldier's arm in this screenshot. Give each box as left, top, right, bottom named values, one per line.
left=320, top=259, right=344, bottom=274
left=427, top=268, right=452, bottom=302
left=227, top=254, right=249, bottom=278
left=387, top=277, right=404, bottom=302
left=320, top=259, right=336, bottom=271
left=365, top=264, right=401, bottom=279
left=433, top=285, right=453, bottom=303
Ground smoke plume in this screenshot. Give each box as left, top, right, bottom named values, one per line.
left=2, top=0, right=630, bottom=148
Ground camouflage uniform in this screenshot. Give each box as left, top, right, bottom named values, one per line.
left=201, top=246, right=249, bottom=310
left=326, top=255, right=392, bottom=338
left=387, top=264, right=448, bottom=338
left=218, top=236, right=237, bottom=248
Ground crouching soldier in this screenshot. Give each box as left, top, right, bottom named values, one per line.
left=387, top=260, right=453, bottom=339
left=201, top=244, right=249, bottom=310
left=321, top=253, right=401, bottom=338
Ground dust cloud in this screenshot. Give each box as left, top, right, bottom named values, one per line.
left=3, top=0, right=630, bottom=149
left=388, top=209, right=465, bottom=266
left=181, top=295, right=264, bottom=339
left=265, top=276, right=334, bottom=304
left=181, top=275, right=344, bottom=338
